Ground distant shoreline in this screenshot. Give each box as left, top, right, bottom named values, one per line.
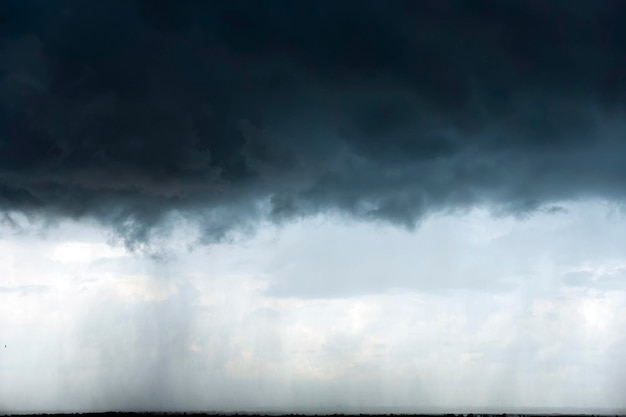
left=2, top=413, right=625, bottom=417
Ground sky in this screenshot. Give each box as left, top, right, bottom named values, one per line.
left=1, top=0, right=626, bottom=413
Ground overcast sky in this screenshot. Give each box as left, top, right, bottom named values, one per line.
left=1, top=0, right=626, bottom=413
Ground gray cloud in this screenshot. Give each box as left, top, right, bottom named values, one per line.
left=0, top=284, right=49, bottom=295
left=2, top=0, right=626, bottom=246
left=563, top=269, right=626, bottom=290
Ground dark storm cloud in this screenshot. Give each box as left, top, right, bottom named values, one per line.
left=2, top=0, right=626, bottom=245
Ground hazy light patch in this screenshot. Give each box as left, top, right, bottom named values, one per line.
left=580, top=298, right=610, bottom=330
left=50, top=241, right=128, bottom=264
left=101, top=274, right=177, bottom=303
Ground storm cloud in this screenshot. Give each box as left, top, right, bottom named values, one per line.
left=2, top=0, right=626, bottom=246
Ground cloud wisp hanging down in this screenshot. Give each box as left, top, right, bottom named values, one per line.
left=2, top=0, right=626, bottom=246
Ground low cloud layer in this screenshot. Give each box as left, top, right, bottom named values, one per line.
left=2, top=1, right=626, bottom=246
left=2, top=207, right=626, bottom=412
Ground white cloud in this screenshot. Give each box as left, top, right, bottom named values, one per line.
left=49, top=241, right=127, bottom=264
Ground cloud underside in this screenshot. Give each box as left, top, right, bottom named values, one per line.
left=2, top=0, right=626, bottom=245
